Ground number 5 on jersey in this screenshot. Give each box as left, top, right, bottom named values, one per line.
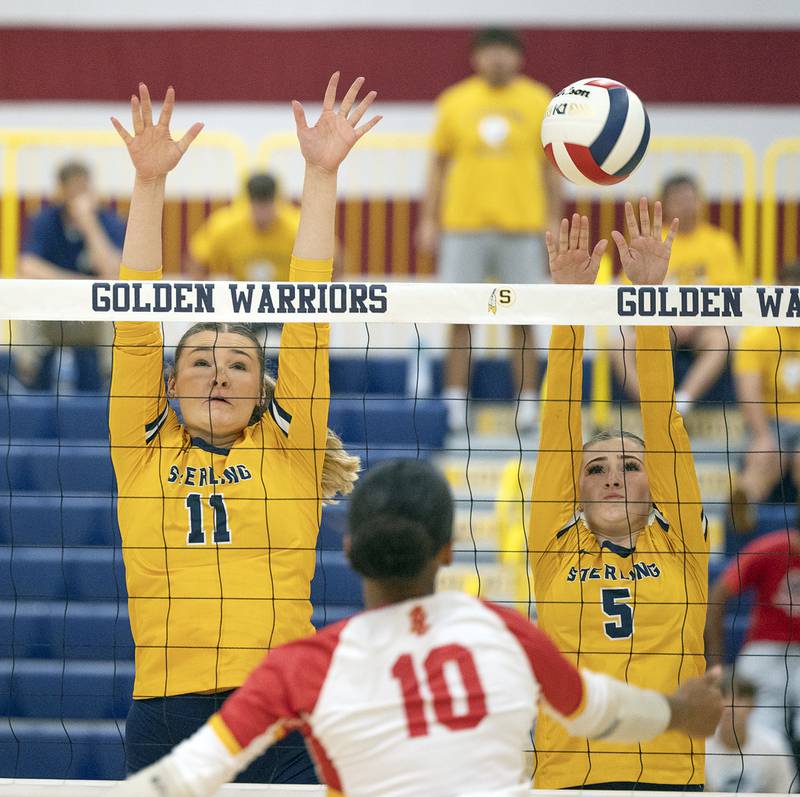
left=391, top=644, right=488, bottom=738
left=185, top=493, right=231, bottom=545
left=601, top=587, right=633, bottom=639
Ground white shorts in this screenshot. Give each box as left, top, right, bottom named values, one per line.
left=438, top=232, right=548, bottom=285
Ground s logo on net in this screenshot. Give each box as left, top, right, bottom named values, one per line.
left=488, top=287, right=515, bottom=315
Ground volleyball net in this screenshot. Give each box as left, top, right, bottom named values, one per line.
left=1, top=278, right=799, bottom=792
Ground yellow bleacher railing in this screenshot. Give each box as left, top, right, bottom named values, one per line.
left=762, top=138, right=800, bottom=283
left=258, top=131, right=432, bottom=277
left=0, top=129, right=249, bottom=279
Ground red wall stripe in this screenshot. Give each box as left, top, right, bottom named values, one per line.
left=0, top=27, right=797, bottom=104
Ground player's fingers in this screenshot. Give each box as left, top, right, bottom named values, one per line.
left=322, top=71, right=340, bottom=112
left=558, top=217, right=569, bottom=253
left=568, top=213, right=580, bottom=250
left=292, top=100, right=309, bottom=132
left=545, top=229, right=556, bottom=260
left=340, top=76, right=365, bottom=117
left=639, top=197, right=651, bottom=237
left=158, top=86, right=175, bottom=128
left=348, top=90, right=377, bottom=127
left=131, top=94, right=144, bottom=135
left=139, top=83, right=154, bottom=127
left=664, top=217, right=680, bottom=252
left=705, top=665, right=722, bottom=684
left=653, top=199, right=663, bottom=239
left=611, top=229, right=630, bottom=262
left=177, top=122, right=204, bottom=154
left=354, top=114, right=382, bottom=140
left=591, top=238, right=608, bottom=264
left=578, top=215, right=590, bottom=251
left=624, top=201, right=639, bottom=240
left=110, top=117, right=134, bottom=145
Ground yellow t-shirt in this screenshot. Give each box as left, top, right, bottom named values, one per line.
left=735, top=326, right=800, bottom=422
left=530, top=326, right=708, bottom=789
left=432, top=75, right=552, bottom=233
left=190, top=199, right=301, bottom=281
left=666, top=222, right=743, bottom=285
left=110, top=257, right=332, bottom=699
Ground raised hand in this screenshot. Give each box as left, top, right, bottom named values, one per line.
left=612, top=198, right=679, bottom=286
left=292, top=72, right=381, bottom=174
left=545, top=214, right=607, bottom=285
left=111, top=84, right=203, bottom=182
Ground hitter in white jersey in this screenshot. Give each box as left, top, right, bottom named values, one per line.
left=115, top=456, right=722, bottom=797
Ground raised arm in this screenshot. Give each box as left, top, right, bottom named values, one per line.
left=613, top=200, right=706, bottom=553
left=270, top=74, right=380, bottom=468
left=530, top=216, right=607, bottom=562
left=108, top=85, right=202, bottom=459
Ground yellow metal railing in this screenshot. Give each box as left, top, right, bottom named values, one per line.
left=0, top=129, right=249, bottom=278
left=258, top=132, right=431, bottom=276
left=762, top=138, right=800, bottom=283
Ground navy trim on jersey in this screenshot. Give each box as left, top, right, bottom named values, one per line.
left=600, top=539, right=635, bottom=558
left=652, top=505, right=670, bottom=532
left=555, top=515, right=580, bottom=540
left=268, top=398, right=292, bottom=437
left=191, top=437, right=230, bottom=456
left=144, top=403, right=169, bottom=444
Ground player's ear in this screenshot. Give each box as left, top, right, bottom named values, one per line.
left=342, top=534, right=352, bottom=560
left=166, top=372, right=176, bottom=400
left=436, top=542, right=454, bottom=567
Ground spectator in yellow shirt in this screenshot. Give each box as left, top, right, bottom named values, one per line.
left=731, top=260, right=800, bottom=533
left=416, top=28, right=561, bottom=433
left=188, top=173, right=300, bottom=281
left=613, top=174, right=743, bottom=413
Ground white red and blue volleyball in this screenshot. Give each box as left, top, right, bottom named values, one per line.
left=541, top=77, right=650, bottom=187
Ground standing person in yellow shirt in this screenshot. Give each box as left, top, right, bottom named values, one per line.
left=731, top=260, right=800, bottom=534
left=416, top=28, right=561, bottom=432
left=108, top=74, right=375, bottom=782
left=532, top=202, right=710, bottom=789
left=187, top=173, right=300, bottom=282
left=613, top=174, right=743, bottom=413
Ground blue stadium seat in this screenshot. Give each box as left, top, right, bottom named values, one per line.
left=0, top=442, right=113, bottom=495
left=0, top=548, right=127, bottom=601
left=311, top=604, right=357, bottom=629
left=0, top=600, right=133, bottom=660
left=318, top=502, right=346, bottom=553
left=0, top=659, right=133, bottom=720
left=0, top=495, right=118, bottom=546
left=0, top=395, right=57, bottom=440
left=330, top=356, right=409, bottom=395
left=311, top=549, right=363, bottom=606
left=0, top=717, right=125, bottom=779
left=329, top=397, right=446, bottom=448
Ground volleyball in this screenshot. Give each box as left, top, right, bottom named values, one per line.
left=541, top=77, right=651, bottom=186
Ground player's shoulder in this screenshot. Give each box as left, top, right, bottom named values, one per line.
left=205, top=201, right=247, bottom=235
left=698, top=221, right=737, bottom=247
left=515, top=75, right=553, bottom=100
left=276, top=200, right=301, bottom=228
left=437, top=75, right=483, bottom=105
left=742, top=527, right=798, bottom=555
left=737, top=324, right=774, bottom=348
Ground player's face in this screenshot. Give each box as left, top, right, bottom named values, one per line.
left=580, top=438, right=652, bottom=540
left=663, top=183, right=700, bottom=232
left=470, top=44, right=522, bottom=87
left=172, top=331, right=262, bottom=446
left=250, top=200, right=277, bottom=231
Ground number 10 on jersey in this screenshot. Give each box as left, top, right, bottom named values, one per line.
left=391, top=644, right=488, bottom=738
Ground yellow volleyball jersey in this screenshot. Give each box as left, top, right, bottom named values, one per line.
left=665, top=222, right=743, bottom=285
left=110, top=257, right=332, bottom=699
left=735, top=326, right=800, bottom=423
left=530, top=326, right=708, bottom=789
left=432, top=75, right=552, bottom=233
left=189, top=199, right=300, bottom=281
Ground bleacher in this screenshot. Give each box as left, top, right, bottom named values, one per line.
left=0, top=352, right=789, bottom=779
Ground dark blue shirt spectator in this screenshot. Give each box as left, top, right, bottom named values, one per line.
left=23, top=205, right=126, bottom=275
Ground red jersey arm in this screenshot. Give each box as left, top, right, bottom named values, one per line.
left=218, top=620, right=347, bottom=752
left=482, top=601, right=583, bottom=717
left=722, top=530, right=792, bottom=596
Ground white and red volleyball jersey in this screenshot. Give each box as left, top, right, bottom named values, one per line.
left=193, top=591, right=583, bottom=797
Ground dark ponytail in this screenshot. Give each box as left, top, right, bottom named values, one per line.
left=347, top=460, right=453, bottom=581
